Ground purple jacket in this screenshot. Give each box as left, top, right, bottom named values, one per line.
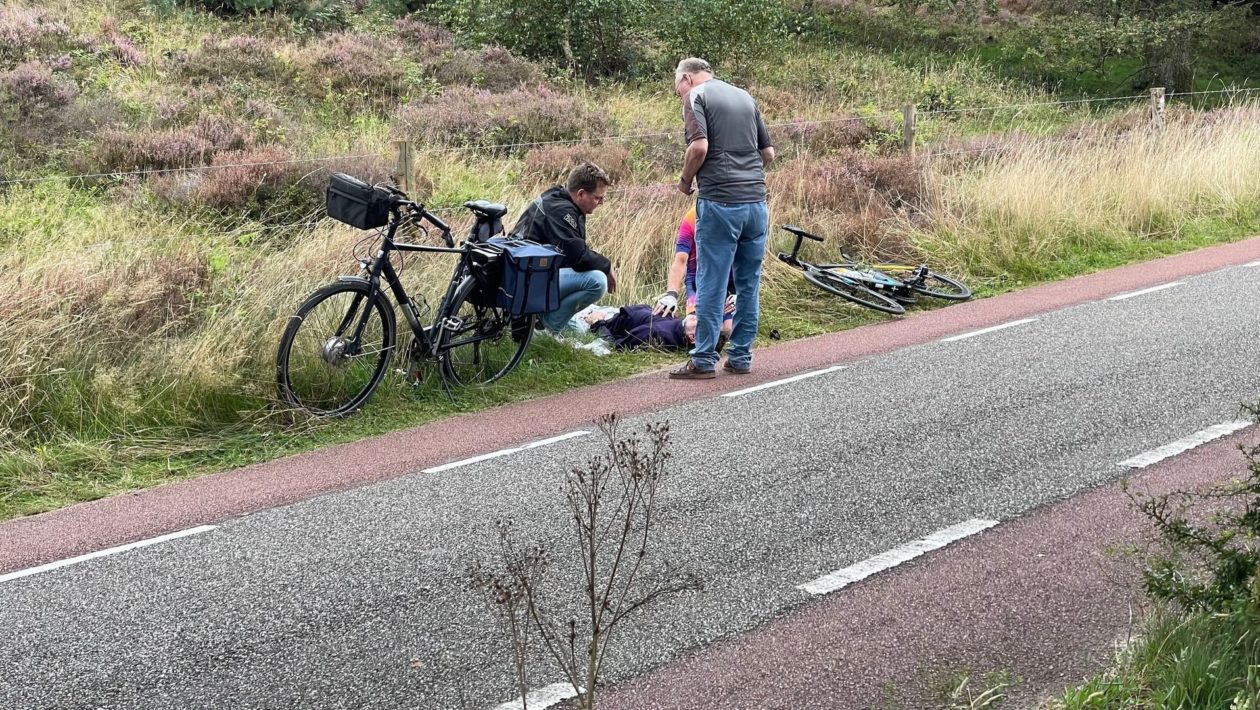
left=591, top=305, right=690, bottom=351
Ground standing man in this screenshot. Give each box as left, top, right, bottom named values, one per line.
left=510, top=162, right=617, bottom=334
left=668, top=57, right=775, bottom=380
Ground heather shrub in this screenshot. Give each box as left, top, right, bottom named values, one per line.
left=629, top=133, right=686, bottom=176
left=153, top=145, right=301, bottom=211
left=151, top=147, right=396, bottom=222
left=0, top=61, right=79, bottom=117
left=522, top=143, right=632, bottom=186
left=427, top=46, right=542, bottom=91
left=768, top=152, right=928, bottom=213
left=392, top=85, right=604, bottom=150
left=297, top=32, right=408, bottom=107
left=0, top=8, right=74, bottom=67
left=393, top=15, right=451, bottom=54
left=299, top=153, right=394, bottom=193
left=0, top=61, right=82, bottom=154
left=100, top=17, right=144, bottom=68
left=93, top=114, right=252, bottom=172
left=172, top=35, right=292, bottom=85
left=771, top=117, right=874, bottom=156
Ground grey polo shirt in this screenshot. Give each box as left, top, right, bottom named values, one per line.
left=682, top=78, right=773, bottom=204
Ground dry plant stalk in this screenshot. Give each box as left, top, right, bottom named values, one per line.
left=468, top=414, right=700, bottom=710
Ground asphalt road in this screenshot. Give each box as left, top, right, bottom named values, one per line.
left=3, top=259, right=1259, bottom=709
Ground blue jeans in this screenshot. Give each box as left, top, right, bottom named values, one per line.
left=690, top=199, right=769, bottom=370
left=541, top=268, right=608, bottom=333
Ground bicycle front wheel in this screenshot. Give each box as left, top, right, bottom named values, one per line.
left=908, top=269, right=972, bottom=301
left=276, top=280, right=396, bottom=417
left=438, top=277, right=534, bottom=387
left=804, top=268, right=906, bottom=315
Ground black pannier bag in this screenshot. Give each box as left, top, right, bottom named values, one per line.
left=467, top=240, right=506, bottom=308
left=467, top=238, right=562, bottom=317
left=326, top=173, right=393, bottom=230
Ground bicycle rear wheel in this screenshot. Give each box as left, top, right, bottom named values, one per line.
left=276, top=280, right=396, bottom=416
left=803, top=268, right=906, bottom=315
left=438, top=277, right=533, bottom=387
left=907, top=269, right=971, bottom=301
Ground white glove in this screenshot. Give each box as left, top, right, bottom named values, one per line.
left=725, top=293, right=737, bottom=314
left=654, top=291, right=679, bottom=317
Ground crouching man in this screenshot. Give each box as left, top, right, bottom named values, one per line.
left=509, top=162, right=617, bottom=335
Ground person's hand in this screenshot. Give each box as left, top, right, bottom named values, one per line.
left=606, top=269, right=618, bottom=294
left=654, top=290, right=679, bottom=317
left=725, top=293, right=737, bottom=314
left=677, top=176, right=695, bottom=196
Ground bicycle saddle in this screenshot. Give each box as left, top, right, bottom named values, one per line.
left=463, top=200, right=508, bottom=219
left=781, top=224, right=824, bottom=241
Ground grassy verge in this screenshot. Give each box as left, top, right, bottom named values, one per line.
left=1047, top=599, right=1260, bottom=709
left=2, top=207, right=1256, bottom=521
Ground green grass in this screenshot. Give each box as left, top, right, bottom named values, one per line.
left=1049, top=600, right=1260, bottom=709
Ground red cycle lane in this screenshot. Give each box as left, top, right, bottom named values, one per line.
left=2, top=236, right=1258, bottom=576
left=594, top=428, right=1258, bottom=710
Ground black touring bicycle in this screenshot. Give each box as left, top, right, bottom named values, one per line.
left=275, top=174, right=560, bottom=417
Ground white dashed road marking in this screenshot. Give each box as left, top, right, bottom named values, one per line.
left=721, top=366, right=847, bottom=398
left=422, top=431, right=591, bottom=473
left=1107, top=282, right=1184, bottom=301
left=0, top=525, right=218, bottom=584
left=491, top=682, right=580, bottom=710
left=1117, top=420, right=1251, bottom=469
left=797, top=519, right=999, bottom=596
left=940, top=319, right=1037, bottom=343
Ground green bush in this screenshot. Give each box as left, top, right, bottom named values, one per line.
left=149, top=0, right=350, bottom=31
left=1134, top=402, right=1260, bottom=612
left=429, top=0, right=651, bottom=79
left=651, top=0, right=804, bottom=77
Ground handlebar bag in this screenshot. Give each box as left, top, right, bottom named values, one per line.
left=327, top=173, right=392, bottom=230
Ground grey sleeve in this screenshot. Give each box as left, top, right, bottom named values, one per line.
left=684, top=92, right=707, bottom=144
left=755, top=106, right=771, bottom=149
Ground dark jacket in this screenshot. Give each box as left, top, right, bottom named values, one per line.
left=509, top=186, right=611, bottom=273
left=592, top=305, right=690, bottom=351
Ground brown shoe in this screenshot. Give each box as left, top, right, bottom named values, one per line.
left=722, top=360, right=751, bottom=375
left=668, top=361, right=716, bottom=380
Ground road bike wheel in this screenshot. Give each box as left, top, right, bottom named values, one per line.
left=907, top=269, right=972, bottom=301
left=437, top=277, right=533, bottom=387
left=276, top=280, right=396, bottom=417
left=803, top=268, right=906, bottom=315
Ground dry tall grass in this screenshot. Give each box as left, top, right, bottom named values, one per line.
left=920, top=105, right=1260, bottom=275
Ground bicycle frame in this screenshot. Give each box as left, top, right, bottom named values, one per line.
left=343, top=204, right=465, bottom=360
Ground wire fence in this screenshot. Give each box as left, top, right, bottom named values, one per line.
left=1, top=86, right=1254, bottom=189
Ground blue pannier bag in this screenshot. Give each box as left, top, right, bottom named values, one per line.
left=486, top=238, right=562, bottom=317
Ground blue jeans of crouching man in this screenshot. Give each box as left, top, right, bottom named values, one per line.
left=690, top=198, right=769, bottom=371
left=541, top=267, right=609, bottom=333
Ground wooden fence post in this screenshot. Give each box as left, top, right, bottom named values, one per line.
left=1149, top=87, right=1166, bottom=130
left=902, top=104, right=917, bottom=156
left=392, top=140, right=415, bottom=195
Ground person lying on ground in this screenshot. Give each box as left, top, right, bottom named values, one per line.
left=654, top=204, right=735, bottom=339
left=582, top=305, right=727, bottom=352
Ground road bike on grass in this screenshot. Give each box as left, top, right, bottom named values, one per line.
left=275, top=177, right=532, bottom=417
left=777, top=225, right=971, bottom=315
